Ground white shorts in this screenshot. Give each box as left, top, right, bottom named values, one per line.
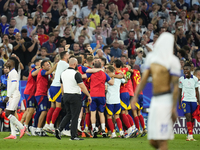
left=147, top=93, right=174, bottom=140
left=6, top=95, right=21, bottom=111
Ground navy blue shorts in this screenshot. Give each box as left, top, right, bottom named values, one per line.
left=24, top=94, right=36, bottom=108
left=90, top=97, right=106, bottom=112
left=181, top=101, right=197, bottom=114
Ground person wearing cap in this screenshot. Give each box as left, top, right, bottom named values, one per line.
left=89, top=6, right=100, bottom=29
left=135, top=47, right=145, bottom=66
left=192, top=1, right=200, bottom=11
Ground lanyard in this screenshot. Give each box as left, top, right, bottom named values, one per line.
left=10, top=10, right=15, bottom=18
left=27, top=26, right=33, bottom=37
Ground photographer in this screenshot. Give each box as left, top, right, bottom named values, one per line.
left=0, top=35, right=13, bottom=57
left=101, top=20, right=112, bottom=38
left=89, top=6, right=100, bottom=29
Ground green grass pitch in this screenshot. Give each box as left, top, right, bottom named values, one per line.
left=0, top=133, right=200, bottom=150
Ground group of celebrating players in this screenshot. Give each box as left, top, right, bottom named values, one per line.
left=2, top=45, right=148, bottom=140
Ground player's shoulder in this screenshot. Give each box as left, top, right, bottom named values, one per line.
left=193, top=75, right=198, bottom=81
left=179, top=76, right=184, bottom=81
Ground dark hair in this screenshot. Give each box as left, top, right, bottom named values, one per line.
left=130, top=55, right=136, bottom=59
left=9, top=57, right=19, bottom=72
left=80, top=53, right=87, bottom=59
left=34, top=58, right=42, bottom=64
left=103, top=45, right=110, bottom=51
left=107, top=65, right=115, bottom=73
left=121, top=55, right=127, bottom=59
left=75, top=56, right=82, bottom=64
left=178, top=49, right=186, bottom=58
left=100, top=57, right=106, bottom=66
left=184, top=62, right=191, bottom=68
left=41, top=47, right=48, bottom=52
left=123, top=11, right=129, bottom=15
left=60, top=51, right=67, bottom=59
left=94, top=61, right=101, bottom=68
left=9, top=26, right=14, bottom=29
left=59, top=38, right=66, bottom=44
left=113, top=59, right=123, bottom=68
left=28, top=17, right=33, bottom=20
left=21, top=28, right=27, bottom=33
left=41, top=60, right=48, bottom=67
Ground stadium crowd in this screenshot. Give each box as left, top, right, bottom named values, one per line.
left=0, top=0, right=200, bottom=140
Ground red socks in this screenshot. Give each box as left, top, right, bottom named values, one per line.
left=126, top=114, right=134, bottom=126
left=85, top=113, right=90, bottom=128
left=116, top=118, right=123, bottom=131
left=121, top=114, right=131, bottom=128
left=51, top=107, right=62, bottom=124
left=186, top=122, right=193, bottom=135
left=107, top=118, right=115, bottom=133
left=134, top=116, right=140, bottom=130
left=46, top=107, right=55, bottom=124
left=139, top=115, right=145, bottom=129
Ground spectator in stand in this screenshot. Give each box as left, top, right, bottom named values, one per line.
left=0, top=35, right=13, bottom=57
left=22, top=17, right=36, bottom=37
left=106, top=29, right=120, bottom=46
left=119, top=11, right=134, bottom=31
left=36, top=25, right=49, bottom=45
left=55, top=39, right=66, bottom=53
left=118, top=40, right=128, bottom=58
left=21, top=29, right=31, bottom=43
left=8, top=26, right=16, bottom=43
left=37, top=0, right=53, bottom=13
left=53, top=29, right=61, bottom=48
left=31, top=47, right=50, bottom=62
left=91, top=35, right=104, bottom=54
left=25, top=33, right=40, bottom=67
left=108, top=0, right=125, bottom=14
left=110, top=39, right=121, bottom=58
left=0, top=16, right=9, bottom=34
left=107, top=3, right=121, bottom=27
left=0, top=46, right=8, bottom=62
left=101, top=20, right=112, bottom=38
left=4, top=18, right=19, bottom=35
left=31, top=5, right=46, bottom=18
left=79, top=0, right=93, bottom=19
left=0, top=0, right=6, bottom=16
left=129, top=55, right=140, bottom=71
left=14, top=7, right=28, bottom=32
left=116, top=23, right=128, bottom=41
left=77, top=35, right=86, bottom=52
left=176, top=26, right=187, bottom=48
left=42, top=32, right=56, bottom=59
left=122, top=2, right=138, bottom=21
left=176, top=0, right=189, bottom=11
left=56, top=17, right=69, bottom=37
left=46, top=1, right=60, bottom=25
left=46, top=12, right=57, bottom=29
left=3, top=0, right=21, bottom=23
left=12, top=32, right=26, bottom=66
left=28, top=0, right=37, bottom=12
left=62, top=26, right=75, bottom=45
left=98, top=3, right=109, bottom=22
left=42, top=17, right=53, bottom=35
left=22, top=62, right=32, bottom=80
left=66, top=1, right=79, bottom=20
left=92, top=26, right=107, bottom=44
left=72, top=43, right=80, bottom=55
left=124, top=30, right=137, bottom=57
left=138, top=2, right=150, bottom=27
left=103, top=45, right=111, bottom=63
left=135, top=47, right=145, bottom=67
left=89, top=6, right=100, bottom=29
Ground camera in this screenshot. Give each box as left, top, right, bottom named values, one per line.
left=83, top=28, right=86, bottom=30
left=91, top=18, right=94, bottom=21
left=38, top=5, right=42, bottom=9
left=192, top=24, right=195, bottom=28
left=0, top=84, right=6, bottom=90
left=104, top=24, right=107, bottom=27
left=54, top=1, right=58, bottom=4
left=142, top=2, right=145, bottom=5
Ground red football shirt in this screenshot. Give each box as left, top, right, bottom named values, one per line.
left=115, top=68, right=129, bottom=93
left=131, top=69, right=143, bottom=95
left=35, top=69, right=49, bottom=96
left=37, top=0, right=52, bottom=12
left=38, top=34, right=49, bottom=45
left=86, top=71, right=111, bottom=97
left=24, top=68, right=37, bottom=96
left=127, top=79, right=134, bottom=96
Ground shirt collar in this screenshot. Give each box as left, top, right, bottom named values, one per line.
left=68, top=67, right=75, bottom=70
left=184, top=75, right=193, bottom=79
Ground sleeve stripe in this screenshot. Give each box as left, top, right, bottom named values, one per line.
left=11, top=80, right=17, bottom=82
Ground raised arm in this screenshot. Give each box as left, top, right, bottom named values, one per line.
left=45, top=63, right=57, bottom=75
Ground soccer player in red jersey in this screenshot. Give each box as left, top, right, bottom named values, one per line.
left=85, top=59, right=114, bottom=138
left=113, top=60, right=137, bottom=138
left=131, top=69, right=147, bottom=137
left=34, top=60, right=57, bottom=136
left=23, top=58, right=42, bottom=134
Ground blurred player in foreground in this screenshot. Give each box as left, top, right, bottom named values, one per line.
left=131, top=33, right=181, bottom=150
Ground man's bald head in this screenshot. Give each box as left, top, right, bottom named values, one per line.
left=69, top=58, right=78, bottom=68
left=15, top=32, right=21, bottom=41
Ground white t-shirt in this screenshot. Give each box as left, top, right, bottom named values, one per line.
left=106, top=78, right=125, bottom=104
left=179, top=75, right=198, bottom=102
left=7, top=68, right=20, bottom=97
left=51, top=60, right=69, bottom=87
